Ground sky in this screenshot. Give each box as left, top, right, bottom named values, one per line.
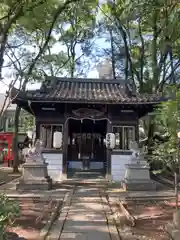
left=0, top=37, right=108, bottom=94
left=0, top=0, right=109, bottom=94
left=0, top=58, right=104, bottom=94
left=0, top=70, right=99, bottom=93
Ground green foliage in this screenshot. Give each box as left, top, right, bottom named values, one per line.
left=18, top=0, right=59, bottom=31
left=54, top=1, right=97, bottom=77
left=0, top=194, right=20, bottom=238
left=153, top=87, right=180, bottom=169
left=99, top=0, right=180, bottom=90
left=2, top=0, right=99, bottom=80
left=20, top=110, right=34, bottom=131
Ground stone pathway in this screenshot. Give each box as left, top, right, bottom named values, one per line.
left=49, top=181, right=120, bottom=240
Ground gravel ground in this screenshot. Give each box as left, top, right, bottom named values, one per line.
left=6, top=198, right=57, bottom=240
left=118, top=199, right=179, bottom=240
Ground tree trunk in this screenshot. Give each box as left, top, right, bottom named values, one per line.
left=169, top=47, right=175, bottom=84
left=13, top=106, right=21, bottom=173
left=109, top=28, right=116, bottom=79
left=175, top=171, right=179, bottom=210
left=173, top=151, right=179, bottom=209
left=0, top=31, right=8, bottom=79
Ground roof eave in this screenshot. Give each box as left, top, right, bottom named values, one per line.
left=13, top=97, right=163, bottom=105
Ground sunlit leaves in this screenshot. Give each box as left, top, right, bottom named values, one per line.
left=18, top=0, right=59, bottom=31
left=100, top=0, right=180, bottom=91
left=0, top=194, right=20, bottom=236
left=53, top=0, right=98, bottom=77
left=153, top=86, right=180, bottom=164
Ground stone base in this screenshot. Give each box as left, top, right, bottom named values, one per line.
left=16, top=178, right=52, bottom=191
left=121, top=179, right=157, bottom=191
left=166, top=222, right=180, bottom=240
left=17, top=162, right=52, bottom=191
left=124, top=164, right=151, bottom=180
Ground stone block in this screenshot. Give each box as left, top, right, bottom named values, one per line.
left=122, top=163, right=157, bottom=191
left=173, top=211, right=180, bottom=230
left=122, top=179, right=157, bottom=191
left=166, top=222, right=174, bottom=234
left=16, top=179, right=52, bottom=191
left=16, top=162, right=52, bottom=191
left=124, top=164, right=150, bottom=180
left=166, top=222, right=180, bottom=240
left=172, top=229, right=180, bottom=240
left=22, top=162, right=48, bottom=180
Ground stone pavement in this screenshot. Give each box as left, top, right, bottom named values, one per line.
left=0, top=177, right=70, bottom=200
left=49, top=180, right=120, bottom=240
left=0, top=176, right=177, bottom=240
left=107, top=181, right=175, bottom=200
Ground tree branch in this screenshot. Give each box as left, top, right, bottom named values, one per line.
left=138, top=17, right=145, bottom=83
left=21, top=0, right=80, bottom=90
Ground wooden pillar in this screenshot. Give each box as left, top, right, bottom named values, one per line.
left=62, top=104, right=68, bottom=178
left=35, top=120, right=40, bottom=140
left=106, top=108, right=112, bottom=179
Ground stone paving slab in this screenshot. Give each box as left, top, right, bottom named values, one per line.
left=63, top=221, right=109, bottom=232
left=67, top=213, right=107, bottom=221
left=60, top=232, right=88, bottom=240
left=60, top=232, right=111, bottom=240
left=0, top=191, right=68, bottom=200
left=58, top=185, right=115, bottom=240
left=108, top=189, right=175, bottom=199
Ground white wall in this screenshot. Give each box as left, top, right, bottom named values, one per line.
left=42, top=152, right=132, bottom=182
left=43, top=153, right=63, bottom=182
left=111, top=154, right=132, bottom=181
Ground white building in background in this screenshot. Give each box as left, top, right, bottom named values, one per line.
left=0, top=93, right=33, bottom=134
left=96, top=59, right=113, bottom=79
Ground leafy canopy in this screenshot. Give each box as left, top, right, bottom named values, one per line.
left=153, top=86, right=180, bottom=167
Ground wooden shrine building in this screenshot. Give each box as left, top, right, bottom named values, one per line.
left=10, top=77, right=165, bottom=181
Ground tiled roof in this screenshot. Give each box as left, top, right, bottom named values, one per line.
left=11, top=77, right=165, bottom=104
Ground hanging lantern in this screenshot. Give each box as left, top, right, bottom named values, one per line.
left=106, top=133, right=115, bottom=149
left=27, top=130, right=33, bottom=139
left=53, top=132, right=62, bottom=149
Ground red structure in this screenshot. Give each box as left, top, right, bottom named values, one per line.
left=0, top=132, right=14, bottom=166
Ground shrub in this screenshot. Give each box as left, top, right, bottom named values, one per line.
left=0, top=194, right=20, bottom=239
